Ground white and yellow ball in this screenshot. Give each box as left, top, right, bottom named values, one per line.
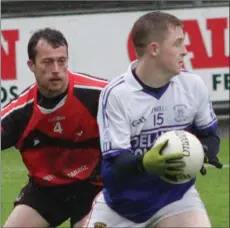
left=154, top=130, right=204, bottom=184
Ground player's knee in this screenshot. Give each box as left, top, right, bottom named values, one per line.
left=155, top=210, right=211, bottom=227
left=4, top=205, right=49, bottom=228
left=72, top=215, right=89, bottom=228
left=191, top=211, right=211, bottom=227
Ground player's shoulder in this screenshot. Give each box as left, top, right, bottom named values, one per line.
left=1, top=83, right=35, bottom=118
left=174, top=69, right=206, bottom=89
left=102, top=74, right=127, bottom=99
left=68, top=71, right=108, bottom=89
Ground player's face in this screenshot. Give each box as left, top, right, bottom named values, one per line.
left=28, top=39, right=68, bottom=97
left=157, top=26, right=187, bottom=76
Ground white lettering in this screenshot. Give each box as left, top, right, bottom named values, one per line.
left=43, top=175, right=55, bottom=181
left=67, top=165, right=88, bottom=178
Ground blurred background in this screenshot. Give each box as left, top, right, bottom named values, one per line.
left=1, top=1, right=229, bottom=227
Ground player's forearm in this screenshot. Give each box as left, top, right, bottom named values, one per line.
left=195, top=129, right=220, bottom=160
left=110, top=151, right=146, bottom=182
left=1, top=127, right=15, bottom=150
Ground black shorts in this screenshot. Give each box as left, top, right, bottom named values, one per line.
left=14, top=178, right=102, bottom=227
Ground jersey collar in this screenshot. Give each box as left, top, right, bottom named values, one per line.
left=125, top=60, right=143, bottom=91
left=125, top=60, right=178, bottom=91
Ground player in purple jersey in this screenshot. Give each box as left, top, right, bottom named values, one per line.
left=87, top=11, right=223, bottom=228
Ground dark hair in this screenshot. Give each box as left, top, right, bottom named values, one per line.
left=131, top=11, right=183, bottom=57
left=27, top=27, right=68, bottom=63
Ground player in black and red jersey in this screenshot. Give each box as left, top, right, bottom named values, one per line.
left=1, top=28, right=108, bottom=228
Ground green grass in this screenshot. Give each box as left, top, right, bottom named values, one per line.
left=1, top=140, right=229, bottom=227
left=196, top=139, right=229, bottom=228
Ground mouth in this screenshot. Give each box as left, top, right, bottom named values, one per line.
left=50, top=78, right=61, bottom=82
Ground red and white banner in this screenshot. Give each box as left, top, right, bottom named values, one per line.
left=1, top=7, right=229, bottom=106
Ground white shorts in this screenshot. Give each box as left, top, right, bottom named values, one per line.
left=87, top=185, right=207, bottom=228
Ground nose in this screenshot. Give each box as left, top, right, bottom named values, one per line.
left=52, top=61, right=59, bottom=73
left=182, top=45, right=188, bottom=56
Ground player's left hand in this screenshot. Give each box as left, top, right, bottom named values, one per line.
left=200, top=164, right=207, bottom=176
left=200, top=149, right=223, bottom=176
left=203, top=144, right=223, bottom=169
left=204, top=154, right=223, bottom=169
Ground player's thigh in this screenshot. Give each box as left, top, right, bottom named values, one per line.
left=10, top=179, right=69, bottom=227
left=4, top=204, right=49, bottom=228
left=155, top=210, right=211, bottom=227
left=70, top=182, right=102, bottom=228
left=86, top=191, right=145, bottom=228
left=149, top=185, right=210, bottom=227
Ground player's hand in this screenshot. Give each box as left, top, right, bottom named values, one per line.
left=208, top=158, right=223, bottom=169
left=200, top=165, right=207, bottom=176
left=200, top=149, right=223, bottom=176
left=204, top=145, right=223, bottom=169
left=200, top=154, right=208, bottom=176
left=142, top=139, right=185, bottom=177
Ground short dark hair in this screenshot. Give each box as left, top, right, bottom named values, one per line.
left=27, top=27, right=68, bottom=63
left=131, top=11, right=183, bottom=57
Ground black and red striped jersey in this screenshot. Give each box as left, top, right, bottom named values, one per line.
left=1, top=71, right=108, bottom=186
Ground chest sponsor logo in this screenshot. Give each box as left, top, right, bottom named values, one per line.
left=48, top=116, right=65, bottom=122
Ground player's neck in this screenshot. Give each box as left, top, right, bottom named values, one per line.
left=135, top=58, right=172, bottom=88
left=38, top=86, right=68, bottom=98
left=38, top=79, right=69, bottom=98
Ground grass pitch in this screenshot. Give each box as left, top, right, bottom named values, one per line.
left=1, top=140, right=229, bottom=227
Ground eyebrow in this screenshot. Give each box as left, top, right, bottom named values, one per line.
left=176, top=36, right=184, bottom=41
left=41, top=58, right=53, bottom=61
left=42, top=56, right=67, bottom=61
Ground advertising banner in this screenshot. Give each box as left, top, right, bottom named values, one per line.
left=1, top=7, right=229, bottom=106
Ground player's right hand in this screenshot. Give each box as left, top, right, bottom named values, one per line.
left=142, top=139, right=185, bottom=177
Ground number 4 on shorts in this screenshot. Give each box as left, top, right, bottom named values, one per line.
left=53, top=122, right=63, bottom=133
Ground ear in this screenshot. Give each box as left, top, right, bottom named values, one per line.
left=147, top=42, right=160, bottom=57
left=27, top=59, right=35, bottom=73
